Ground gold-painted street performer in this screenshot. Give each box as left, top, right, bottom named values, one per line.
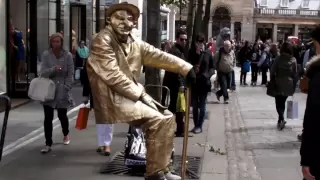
left=87, top=2, right=196, bottom=180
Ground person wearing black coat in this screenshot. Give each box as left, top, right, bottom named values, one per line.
left=81, top=62, right=113, bottom=156
left=188, top=34, right=215, bottom=134
left=161, top=30, right=192, bottom=137
left=300, top=26, right=320, bottom=180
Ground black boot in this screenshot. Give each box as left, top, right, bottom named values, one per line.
left=145, top=171, right=167, bottom=180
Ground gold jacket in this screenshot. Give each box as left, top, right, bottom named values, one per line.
left=87, top=27, right=192, bottom=124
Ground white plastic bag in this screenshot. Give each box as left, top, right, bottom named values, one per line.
left=75, top=69, right=81, bottom=80
left=287, top=96, right=299, bottom=120
left=28, top=77, right=56, bottom=102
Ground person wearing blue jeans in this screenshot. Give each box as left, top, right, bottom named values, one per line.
left=188, top=33, right=215, bottom=134
left=191, top=89, right=208, bottom=134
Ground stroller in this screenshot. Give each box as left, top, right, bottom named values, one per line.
left=0, top=95, right=11, bottom=162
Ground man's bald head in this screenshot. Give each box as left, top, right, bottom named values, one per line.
left=224, top=40, right=232, bottom=52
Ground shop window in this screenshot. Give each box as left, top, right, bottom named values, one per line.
left=301, top=0, right=309, bottom=9
left=49, top=1, right=57, bottom=35
left=280, top=0, right=289, bottom=7
left=260, top=0, right=268, bottom=7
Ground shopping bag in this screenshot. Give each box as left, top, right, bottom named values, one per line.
left=299, top=76, right=309, bottom=94
left=176, top=92, right=186, bottom=112
left=242, top=61, right=251, bottom=73
left=75, top=68, right=81, bottom=80
left=124, top=126, right=146, bottom=168
left=75, top=105, right=90, bottom=130
left=28, top=76, right=56, bottom=102
left=286, top=97, right=299, bottom=120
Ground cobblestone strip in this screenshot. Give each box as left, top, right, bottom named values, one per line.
left=225, top=93, right=262, bottom=180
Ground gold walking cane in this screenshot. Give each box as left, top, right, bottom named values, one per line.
left=180, top=87, right=193, bottom=180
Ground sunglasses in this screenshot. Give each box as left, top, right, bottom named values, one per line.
left=180, top=38, right=187, bottom=41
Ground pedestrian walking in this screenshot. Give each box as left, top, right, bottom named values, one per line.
left=258, top=44, right=270, bottom=86
left=188, top=33, right=215, bottom=134
left=162, top=30, right=193, bottom=138
left=39, top=33, right=74, bottom=154
left=215, top=40, right=235, bottom=104
left=81, top=60, right=113, bottom=156
left=250, top=43, right=260, bottom=86
left=269, top=42, right=297, bottom=130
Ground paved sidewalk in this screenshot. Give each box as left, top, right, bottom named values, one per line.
left=0, top=86, right=83, bottom=153
left=0, top=92, right=227, bottom=180
left=224, top=69, right=305, bottom=180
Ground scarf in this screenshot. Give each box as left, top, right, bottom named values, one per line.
left=77, top=46, right=89, bottom=59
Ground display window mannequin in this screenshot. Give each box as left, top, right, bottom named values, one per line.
left=13, top=28, right=25, bottom=82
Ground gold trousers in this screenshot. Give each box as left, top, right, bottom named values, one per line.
left=129, top=103, right=176, bottom=177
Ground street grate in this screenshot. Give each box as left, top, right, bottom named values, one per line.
left=100, top=152, right=202, bottom=179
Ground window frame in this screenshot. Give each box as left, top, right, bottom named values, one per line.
left=260, top=0, right=268, bottom=7
left=280, top=0, right=289, bottom=8
left=301, top=0, right=310, bottom=9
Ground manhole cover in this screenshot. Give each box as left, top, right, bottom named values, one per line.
left=100, top=152, right=202, bottom=179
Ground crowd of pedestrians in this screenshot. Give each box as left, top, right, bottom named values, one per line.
left=32, top=21, right=320, bottom=179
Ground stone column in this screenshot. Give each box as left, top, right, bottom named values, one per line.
left=168, top=7, right=176, bottom=41
left=294, top=24, right=299, bottom=37
left=230, top=21, right=235, bottom=40
left=252, top=22, right=257, bottom=41
left=208, top=20, right=212, bottom=40
left=273, top=23, right=278, bottom=42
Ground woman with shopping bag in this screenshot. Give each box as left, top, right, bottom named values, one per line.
left=81, top=60, right=113, bottom=156
left=39, top=33, right=74, bottom=154
left=269, top=42, right=297, bottom=130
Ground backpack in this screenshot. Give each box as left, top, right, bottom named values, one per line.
left=262, top=51, right=271, bottom=68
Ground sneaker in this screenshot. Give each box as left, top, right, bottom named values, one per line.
left=165, top=172, right=181, bottom=180
left=40, top=146, right=51, bottom=154
left=224, top=100, right=229, bottom=104
left=193, top=127, right=202, bottom=134
left=63, top=136, right=70, bottom=145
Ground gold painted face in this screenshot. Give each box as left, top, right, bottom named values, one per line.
left=109, top=10, right=135, bottom=36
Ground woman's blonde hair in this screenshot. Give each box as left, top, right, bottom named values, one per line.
left=49, top=33, right=64, bottom=49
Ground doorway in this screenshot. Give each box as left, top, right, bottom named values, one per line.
left=70, top=4, right=86, bottom=55
left=212, top=7, right=231, bottom=37
left=7, top=0, right=37, bottom=98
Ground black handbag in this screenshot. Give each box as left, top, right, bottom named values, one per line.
left=266, top=78, right=277, bottom=97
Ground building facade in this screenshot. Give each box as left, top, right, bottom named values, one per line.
left=175, top=0, right=254, bottom=42
left=1, top=0, right=95, bottom=97
left=254, top=0, right=320, bottom=42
